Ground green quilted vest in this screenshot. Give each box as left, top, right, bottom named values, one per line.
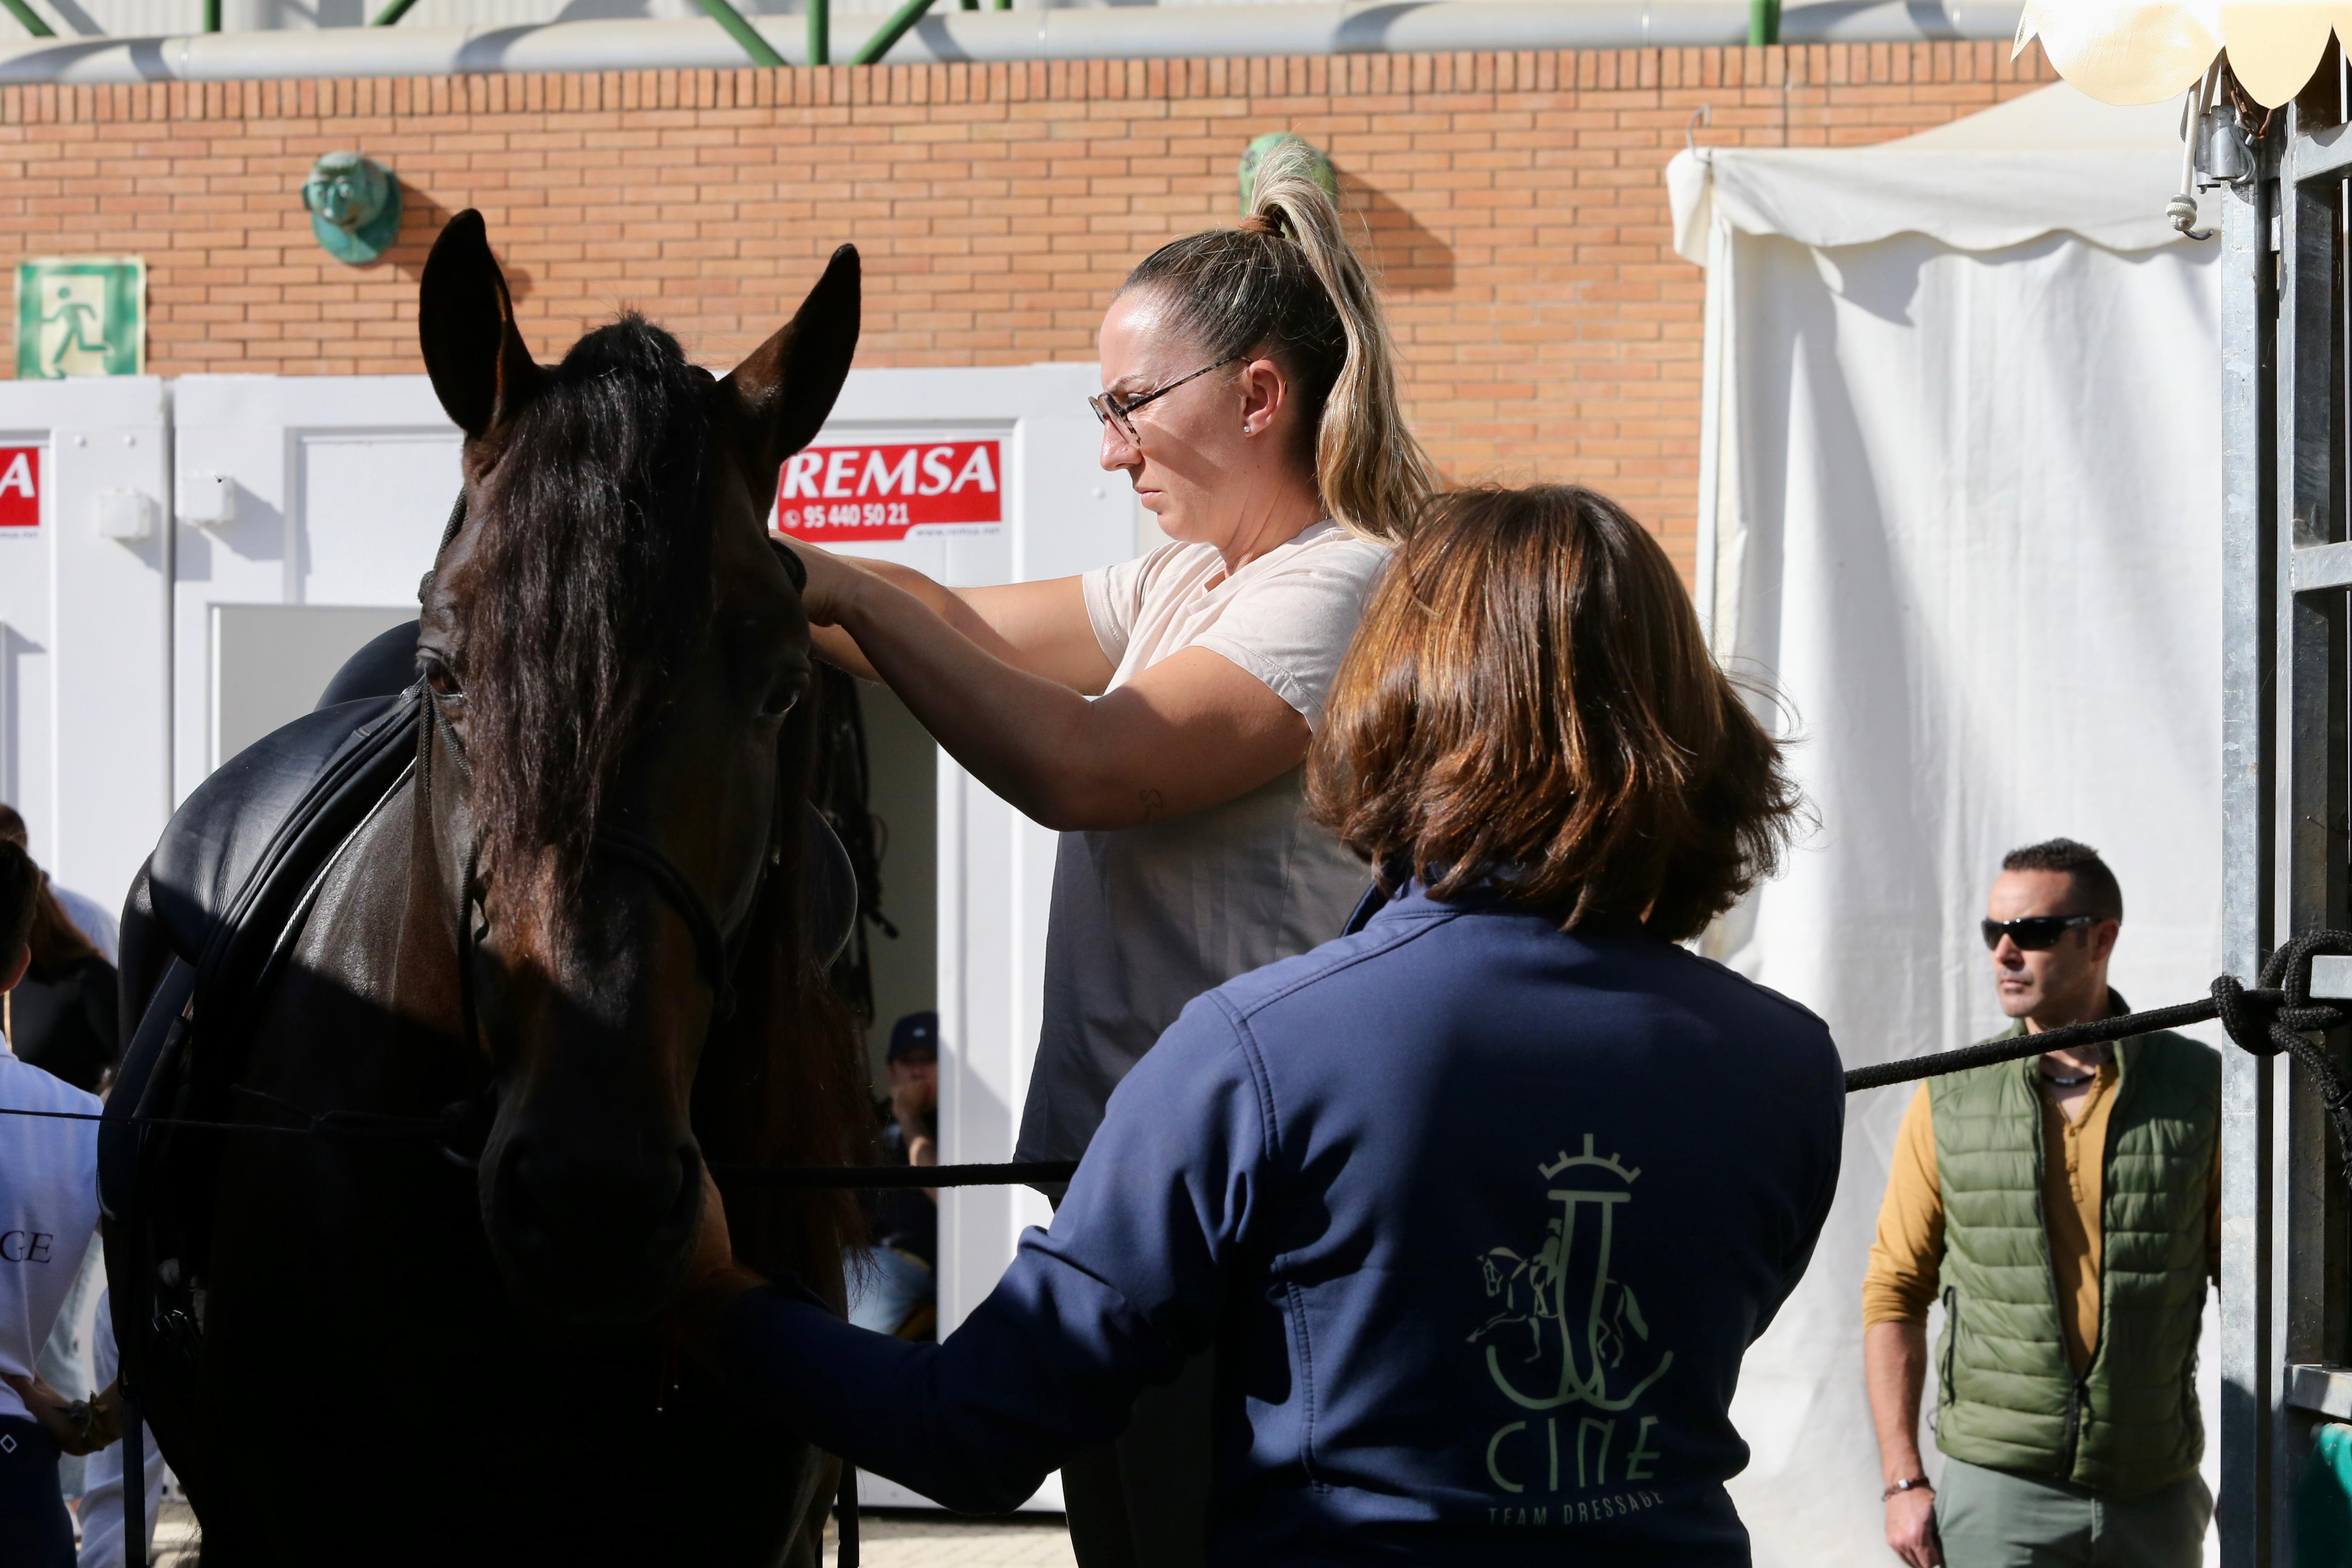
left=1929, top=1023, right=2218, bottom=1498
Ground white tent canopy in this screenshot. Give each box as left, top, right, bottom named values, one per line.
left=1667, top=85, right=2223, bottom=1567
left=1669, top=82, right=2191, bottom=260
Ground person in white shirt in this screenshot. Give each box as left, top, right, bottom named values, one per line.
left=0, top=839, right=113, bottom=1568
left=70, top=1292, right=164, bottom=1568
left=780, top=140, right=1433, bottom=1568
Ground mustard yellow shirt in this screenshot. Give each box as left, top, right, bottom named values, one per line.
left=1861, top=1068, right=2222, bottom=1373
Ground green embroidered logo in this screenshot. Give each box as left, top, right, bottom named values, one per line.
left=1474, top=1136, right=1672, bottom=1502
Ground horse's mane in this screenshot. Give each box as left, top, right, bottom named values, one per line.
left=453, top=313, right=714, bottom=900
left=451, top=311, right=871, bottom=1285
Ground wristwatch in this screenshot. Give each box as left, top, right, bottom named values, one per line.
left=1883, top=1476, right=1933, bottom=1501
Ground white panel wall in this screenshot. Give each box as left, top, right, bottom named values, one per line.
left=814, top=362, right=1130, bottom=1515
left=170, top=375, right=460, bottom=796
left=810, top=363, right=1132, bottom=1324
left=0, top=377, right=172, bottom=925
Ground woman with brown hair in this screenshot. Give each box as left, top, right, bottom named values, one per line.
left=690, top=484, right=1846, bottom=1565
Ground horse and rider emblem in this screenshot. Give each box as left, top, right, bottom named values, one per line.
left=1471, top=1135, right=1675, bottom=1413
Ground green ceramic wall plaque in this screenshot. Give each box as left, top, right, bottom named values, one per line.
left=302, top=152, right=402, bottom=266
left=14, top=257, right=145, bottom=379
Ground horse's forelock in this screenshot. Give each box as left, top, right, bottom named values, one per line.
left=453, top=314, right=717, bottom=904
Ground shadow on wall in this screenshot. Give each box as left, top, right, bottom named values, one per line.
left=1340, top=174, right=1454, bottom=292
left=386, top=186, right=536, bottom=306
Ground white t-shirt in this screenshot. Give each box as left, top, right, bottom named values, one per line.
left=51, top=885, right=120, bottom=966
left=1015, top=519, right=1389, bottom=1165
left=0, top=1037, right=102, bottom=1424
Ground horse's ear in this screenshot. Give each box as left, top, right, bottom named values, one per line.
left=723, top=244, right=859, bottom=508
left=419, top=210, right=543, bottom=439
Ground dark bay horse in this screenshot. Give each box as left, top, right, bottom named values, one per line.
left=111, top=211, right=873, bottom=1566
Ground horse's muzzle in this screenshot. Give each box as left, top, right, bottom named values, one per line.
left=481, top=1122, right=704, bottom=1325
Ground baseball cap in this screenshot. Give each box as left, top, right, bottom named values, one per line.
left=887, top=1010, right=939, bottom=1062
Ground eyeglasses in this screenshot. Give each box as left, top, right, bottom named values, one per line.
left=1087, top=355, right=1244, bottom=444
left=1980, top=914, right=2098, bottom=951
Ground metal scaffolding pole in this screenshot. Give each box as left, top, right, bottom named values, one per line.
left=2222, top=71, right=2352, bottom=1565
left=2219, top=115, right=2277, bottom=1568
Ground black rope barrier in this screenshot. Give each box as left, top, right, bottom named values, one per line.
left=712, top=1160, right=1079, bottom=1189
left=0, top=1100, right=1081, bottom=1187
left=14, top=929, right=2352, bottom=1186
left=1843, top=929, right=2352, bottom=1177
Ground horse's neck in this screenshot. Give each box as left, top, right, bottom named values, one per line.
left=240, top=773, right=475, bottom=1110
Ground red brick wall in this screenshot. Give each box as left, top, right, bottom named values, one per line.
left=0, top=42, right=2058, bottom=570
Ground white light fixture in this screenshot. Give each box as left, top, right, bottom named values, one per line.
left=2018, top=0, right=2346, bottom=109
left=96, top=489, right=156, bottom=542
left=184, top=473, right=237, bottom=530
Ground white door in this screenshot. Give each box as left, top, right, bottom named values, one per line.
left=170, top=376, right=461, bottom=801
left=800, top=363, right=1134, bottom=1322
left=0, top=377, right=172, bottom=929
left=797, top=364, right=1134, bottom=1512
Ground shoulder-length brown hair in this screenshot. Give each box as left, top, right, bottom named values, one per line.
left=1307, top=484, right=1802, bottom=942
left=0, top=805, right=102, bottom=970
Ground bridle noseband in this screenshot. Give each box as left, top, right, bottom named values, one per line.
left=595, top=827, right=741, bottom=1018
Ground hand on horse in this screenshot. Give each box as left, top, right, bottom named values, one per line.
left=769, top=533, right=863, bottom=628
left=669, top=1166, right=769, bottom=1373
left=2, top=1371, right=124, bottom=1456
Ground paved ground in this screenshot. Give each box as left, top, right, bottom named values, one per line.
left=139, top=1499, right=1075, bottom=1567
left=825, top=1510, right=1076, bottom=1568
left=151, top=1499, right=200, bottom=1565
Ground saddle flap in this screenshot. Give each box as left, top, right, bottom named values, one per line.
left=145, top=694, right=416, bottom=966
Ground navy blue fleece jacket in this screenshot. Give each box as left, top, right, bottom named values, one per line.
left=720, top=886, right=1844, bottom=1564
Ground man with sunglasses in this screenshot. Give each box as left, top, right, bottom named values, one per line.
left=1862, top=839, right=2218, bottom=1568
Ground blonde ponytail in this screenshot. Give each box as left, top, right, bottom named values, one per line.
left=1119, top=141, right=1435, bottom=545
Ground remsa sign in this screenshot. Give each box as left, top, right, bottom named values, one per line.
left=0, top=446, right=38, bottom=530
left=775, top=440, right=1002, bottom=543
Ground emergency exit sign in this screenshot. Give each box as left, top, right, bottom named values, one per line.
left=775, top=439, right=1003, bottom=542
left=0, top=446, right=37, bottom=529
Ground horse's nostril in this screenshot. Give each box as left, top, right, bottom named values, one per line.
left=492, top=1133, right=703, bottom=1274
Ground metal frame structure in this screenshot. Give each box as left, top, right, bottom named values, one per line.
left=2223, top=64, right=2352, bottom=1565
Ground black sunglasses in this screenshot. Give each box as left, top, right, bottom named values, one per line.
left=1087, top=355, right=1244, bottom=443
left=1980, top=914, right=2098, bottom=951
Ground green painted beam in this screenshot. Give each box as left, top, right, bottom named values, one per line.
left=1747, top=0, right=1777, bottom=45
left=849, top=0, right=931, bottom=64
left=692, top=0, right=785, bottom=66
left=203, top=0, right=220, bottom=29
left=370, top=0, right=419, bottom=25
left=808, top=0, right=827, bottom=65
left=1, top=0, right=55, bottom=36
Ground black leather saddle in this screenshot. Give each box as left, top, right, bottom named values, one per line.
left=102, top=618, right=857, bottom=1412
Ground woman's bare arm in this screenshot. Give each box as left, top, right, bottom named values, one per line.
left=796, top=549, right=1115, bottom=695
left=809, top=554, right=1309, bottom=832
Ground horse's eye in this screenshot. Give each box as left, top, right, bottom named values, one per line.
left=424, top=658, right=462, bottom=698
left=759, top=677, right=803, bottom=720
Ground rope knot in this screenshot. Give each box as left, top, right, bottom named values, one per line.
left=2210, top=972, right=2275, bottom=1057
left=2227, top=931, right=2352, bottom=1167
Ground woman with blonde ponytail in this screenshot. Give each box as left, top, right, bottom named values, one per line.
left=776, top=141, right=1425, bottom=1567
